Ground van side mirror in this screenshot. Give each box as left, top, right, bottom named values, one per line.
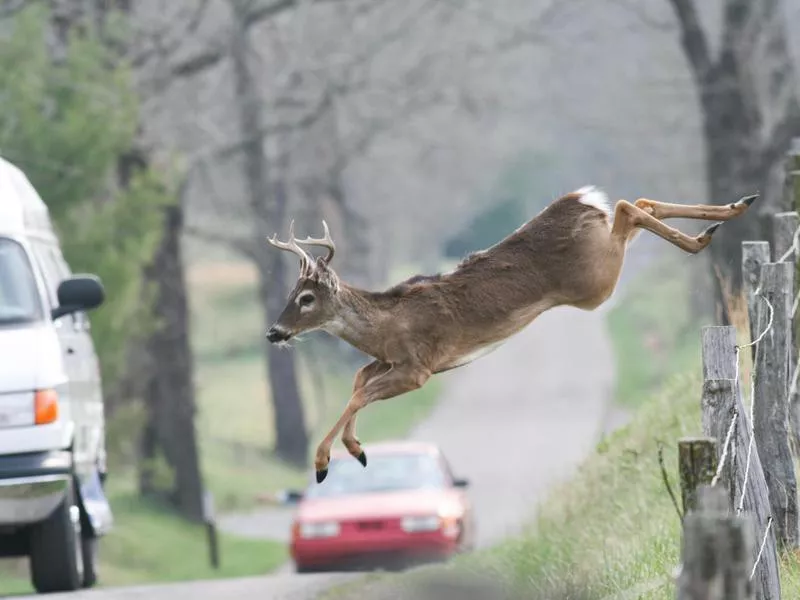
left=452, top=478, right=470, bottom=488
left=51, top=275, right=105, bottom=320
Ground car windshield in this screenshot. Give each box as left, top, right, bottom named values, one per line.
left=0, top=238, right=43, bottom=325
left=304, top=452, right=447, bottom=499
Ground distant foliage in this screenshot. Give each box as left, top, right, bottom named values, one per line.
left=444, top=197, right=525, bottom=258
left=443, top=150, right=560, bottom=259
left=0, top=4, right=170, bottom=390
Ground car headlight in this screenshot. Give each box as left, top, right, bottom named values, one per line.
left=299, top=521, right=340, bottom=539
left=401, top=515, right=441, bottom=533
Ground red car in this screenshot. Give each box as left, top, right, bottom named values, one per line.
left=284, top=441, right=475, bottom=573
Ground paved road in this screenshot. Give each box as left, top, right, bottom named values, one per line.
left=19, top=304, right=616, bottom=600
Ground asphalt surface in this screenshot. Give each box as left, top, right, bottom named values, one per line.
left=19, top=304, right=617, bottom=600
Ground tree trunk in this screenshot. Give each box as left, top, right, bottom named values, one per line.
left=141, top=202, right=206, bottom=522
left=256, top=250, right=309, bottom=466
left=230, top=6, right=309, bottom=465
left=700, top=62, right=768, bottom=296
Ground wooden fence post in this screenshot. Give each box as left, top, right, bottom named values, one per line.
left=752, top=262, right=799, bottom=549
left=771, top=212, right=798, bottom=263
left=678, top=437, right=718, bottom=515
left=701, top=326, right=781, bottom=598
left=742, top=242, right=771, bottom=354
left=677, top=485, right=754, bottom=600
left=781, top=154, right=800, bottom=456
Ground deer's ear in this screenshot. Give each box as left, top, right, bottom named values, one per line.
left=318, top=267, right=340, bottom=292
left=315, top=256, right=330, bottom=271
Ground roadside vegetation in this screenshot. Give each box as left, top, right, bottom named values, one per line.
left=323, top=257, right=800, bottom=599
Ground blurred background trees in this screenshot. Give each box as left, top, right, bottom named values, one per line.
left=0, top=0, right=797, bottom=565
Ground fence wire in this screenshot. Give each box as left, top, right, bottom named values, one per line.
left=742, top=221, right=800, bottom=579
left=711, top=282, right=776, bottom=580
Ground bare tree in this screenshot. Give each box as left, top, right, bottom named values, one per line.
left=667, top=0, right=800, bottom=309
left=79, top=0, right=210, bottom=520
left=132, top=0, right=573, bottom=467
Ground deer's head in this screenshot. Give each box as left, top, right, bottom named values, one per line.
left=265, top=220, right=341, bottom=344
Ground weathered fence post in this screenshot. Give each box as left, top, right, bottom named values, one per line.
left=752, top=262, right=799, bottom=550
left=742, top=242, right=771, bottom=356
left=771, top=212, right=798, bottom=263
left=780, top=154, right=800, bottom=456
left=678, top=437, right=718, bottom=515
left=677, top=485, right=755, bottom=600
left=700, top=326, right=781, bottom=599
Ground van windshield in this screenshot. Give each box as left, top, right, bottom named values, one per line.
left=0, top=237, right=43, bottom=325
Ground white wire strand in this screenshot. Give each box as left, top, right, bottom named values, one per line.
left=715, top=291, right=774, bottom=495
left=751, top=517, right=774, bottom=580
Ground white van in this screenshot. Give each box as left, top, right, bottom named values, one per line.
left=0, top=156, right=112, bottom=593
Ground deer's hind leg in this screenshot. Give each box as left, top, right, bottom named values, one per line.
left=314, top=363, right=430, bottom=483
left=634, top=193, right=758, bottom=222
left=611, top=200, right=723, bottom=253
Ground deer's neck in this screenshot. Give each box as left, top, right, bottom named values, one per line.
left=323, top=285, right=392, bottom=359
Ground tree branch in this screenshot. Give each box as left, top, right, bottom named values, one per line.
left=761, top=98, right=800, bottom=173
left=169, top=0, right=346, bottom=79
left=666, top=0, right=712, bottom=85
left=130, top=0, right=213, bottom=68
left=183, top=225, right=259, bottom=260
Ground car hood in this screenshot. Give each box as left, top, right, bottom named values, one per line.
left=0, top=323, right=64, bottom=392
left=296, top=488, right=465, bottom=522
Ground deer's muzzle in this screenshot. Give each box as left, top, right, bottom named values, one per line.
left=266, top=325, right=292, bottom=343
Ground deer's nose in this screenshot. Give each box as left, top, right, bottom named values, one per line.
left=266, top=326, right=290, bottom=343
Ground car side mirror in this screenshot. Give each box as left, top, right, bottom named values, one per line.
left=51, top=275, right=105, bottom=321
left=452, top=478, right=469, bottom=488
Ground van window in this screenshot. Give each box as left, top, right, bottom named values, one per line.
left=0, top=237, right=43, bottom=325
left=29, top=244, right=61, bottom=309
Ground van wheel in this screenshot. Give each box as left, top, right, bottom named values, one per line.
left=81, top=534, right=99, bottom=588
left=29, top=481, right=84, bottom=593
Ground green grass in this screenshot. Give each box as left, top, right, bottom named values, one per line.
left=0, top=479, right=286, bottom=595
left=607, top=257, right=700, bottom=409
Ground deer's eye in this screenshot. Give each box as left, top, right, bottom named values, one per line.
left=298, top=293, right=315, bottom=307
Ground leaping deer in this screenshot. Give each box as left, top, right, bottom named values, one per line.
left=266, top=187, right=757, bottom=483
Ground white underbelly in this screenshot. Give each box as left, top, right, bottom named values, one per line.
left=445, top=339, right=507, bottom=370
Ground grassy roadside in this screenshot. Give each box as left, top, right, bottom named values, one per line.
left=606, top=256, right=699, bottom=410
left=322, top=259, right=800, bottom=599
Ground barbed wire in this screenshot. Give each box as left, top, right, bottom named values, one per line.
left=711, top=409, right=738, bottom=487
left=751, top=517, right=774, bottom=580
left=713, top=290, right=774, bottom=493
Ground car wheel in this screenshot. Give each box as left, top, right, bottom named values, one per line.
left=81, top=533, right=99, bottom=588
left=29, top=480, right=84, bottom=593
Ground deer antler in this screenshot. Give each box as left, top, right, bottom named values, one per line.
left=266, top=220, right=314, bottom=276
left=295, top=220, right=336, bottom=265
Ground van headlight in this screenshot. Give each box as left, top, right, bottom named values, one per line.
left=400, top=515, right=441, bottom=533
left=299, top=521, right=340, bottom=539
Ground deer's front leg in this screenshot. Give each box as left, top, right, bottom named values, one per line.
left=315, top=363, right=431, bottom=483
left=341, top=361, right=392, bottom=467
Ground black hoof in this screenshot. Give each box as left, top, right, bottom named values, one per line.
left=316, top=469, right=328, bottom=483
left=702, top=222, right=723, bottom=237
left=357, top=451, right=367, bottom=467
left=739, top=193, right=759, bottom=207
